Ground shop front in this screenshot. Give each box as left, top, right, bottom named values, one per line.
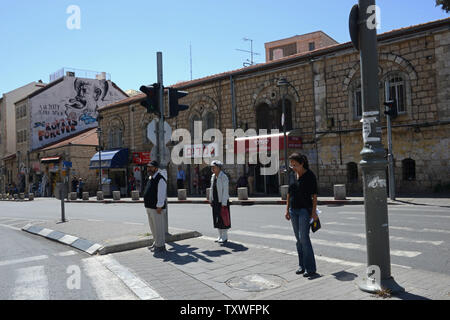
left=89, top=149, right=129, bottom=197
left=131, top=151, right=151, bottom=195
left=40, top=156, right=62, bottom=197
left=234, top=131, right=302, bottom=196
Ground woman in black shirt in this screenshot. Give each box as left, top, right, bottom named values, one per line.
left=285, top=153, right=319, bottom=278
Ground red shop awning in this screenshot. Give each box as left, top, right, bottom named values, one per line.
left=40, top=156, right=61, bottom=163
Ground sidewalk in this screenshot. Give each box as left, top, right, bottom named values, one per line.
left=61, top=196, right=450, bottom=207
left=21, top=218, right=450, bottom=300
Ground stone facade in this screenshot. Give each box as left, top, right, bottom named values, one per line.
left=99, top=18, right=450, bottom=196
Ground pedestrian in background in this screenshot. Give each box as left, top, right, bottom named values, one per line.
left=143, top=160, right=168, bottom=255
left=209, top=160, right=231, bottom=244
left=176, top=166, right=186, bottom=190
left=77, top=178, right=84, bottom=199
left=285, top=153, right=319, bottom=279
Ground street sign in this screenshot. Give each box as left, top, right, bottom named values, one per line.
left=147, top=119, right=172, bottom=145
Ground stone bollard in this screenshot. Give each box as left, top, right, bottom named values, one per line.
left=2, top=194, right=6, bottom=200
left=97, top=191, right=104, bottom=201
left=28, top=193, right=34, bottom=201
left=237, top=187, right=248, bottom=200
left=131, top=190, right=140, bottom=201
left=9, top=194, right=13, bottom=200
left=206, top=188, right=211, bottom=201
left=14, top=194, right=19, bottom=200
left=113, top=191, right=121, bottom=201
left=177, top=189, right=187, bottom=201
left=69, top=192, right=78, bottom=201
left=280, top=185, right=289, bottom=200
left=334, top=184, right=346, bottom=200
left=82, top=192, right=89, bottom=201
left=19, top=193, right=25, bottom=200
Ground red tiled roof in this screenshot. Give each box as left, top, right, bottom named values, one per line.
left=41, top=128, right=98, bottom=150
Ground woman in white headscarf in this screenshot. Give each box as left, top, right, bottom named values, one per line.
left=209, top=160, right=230, bottom=244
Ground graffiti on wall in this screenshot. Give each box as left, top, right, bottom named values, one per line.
left=31, top=77, right=126, bottom=150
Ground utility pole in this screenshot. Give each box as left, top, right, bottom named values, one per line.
left=156, top=52, right=169, bottom=235
left=349, top=0, right=404, bottom=293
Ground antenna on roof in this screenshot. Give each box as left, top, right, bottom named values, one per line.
left=236, top=37, right=260, bottom=67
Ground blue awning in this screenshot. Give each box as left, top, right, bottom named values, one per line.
left=89, top=149, right=128, bottom=169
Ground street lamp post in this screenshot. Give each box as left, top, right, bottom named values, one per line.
left=277, top=77, right=291, bottom=186
left=350, top=0, right=404, bottom=293
left=96, top=127, right=103, bottom=192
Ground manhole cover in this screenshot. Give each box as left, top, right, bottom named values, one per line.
left=226, top=274, right=286, bottom=292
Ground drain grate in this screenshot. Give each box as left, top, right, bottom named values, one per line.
left=226, top=274, right=287, bottom=292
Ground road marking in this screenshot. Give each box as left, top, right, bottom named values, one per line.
left=0, top=255, right=49, bottom=267
left=59, top=234, right=79, bottom=245
left=53, top=250, right=78, bottom=257
left=82, top=257, right=138, bottom=300
left=124, top=222, right=144, bottom=225
left=13, top=265, right=49, bottom=300
left=339, top=211, right=450, bottom=219
left=262, top=224, right=443, bottom=245
left=325, top=221, right=450, bottom=235
left=96, top=255, right=163, bottom=300
left=0, top=223, right=20, bottom=231
left=229, top=230, right=422, bottom=258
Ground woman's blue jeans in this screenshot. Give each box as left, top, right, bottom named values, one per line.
left=290, top=208, right=317, bottom=273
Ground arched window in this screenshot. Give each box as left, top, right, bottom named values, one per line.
left=347, top=162, right=358, bottom=183
left=108, top=118, right=124, bottom=149
left=349, top=81, right=362, bottom=120
left=402, top=158, right=415, bottom=181
left=190, top=114, right=201, bottom=141
left=256, top=103, right=272, bottom=131
left=386, top=74, right=406, bottom=114
left=202, top=111, right=216, bottom=132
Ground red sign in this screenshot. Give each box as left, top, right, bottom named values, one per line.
left=132, top=152, right=151, bottom=165
left=234, top=134, right=302, bottom=154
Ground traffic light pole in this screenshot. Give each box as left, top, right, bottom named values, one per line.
left=385, top=81, right=396, bottom=201
left=156, top=52, right=169, bottom=235
left=355, top=0, right=403, bottom=293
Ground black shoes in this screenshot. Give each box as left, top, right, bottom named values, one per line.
left=295, top=268, right=305, bottom=275
left=303, top=272, right=319, bottom=279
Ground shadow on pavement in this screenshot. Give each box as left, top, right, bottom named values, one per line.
left=332, top=271, right=358, bottom=282
left=156, top=243, right=215, bottom=264
left=391, top=291, right=431, bottom=300
left=219, top=241, right=249, bottom=252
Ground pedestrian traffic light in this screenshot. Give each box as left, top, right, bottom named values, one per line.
left=140, top=84, right=160, bottom=115
left=168, top=88, right=189, bottom=118
left=384, top=100, right=398, bottom=119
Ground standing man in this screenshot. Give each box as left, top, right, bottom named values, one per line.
left=143, top=160, right=168, bottom=254
left=176, top=166, right=185, bottom=190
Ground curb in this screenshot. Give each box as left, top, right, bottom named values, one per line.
left=21, top=223, right=202, bottom=256
left=22, top=224, right=103, bottom=255
left=63, top=199, right=366, bottom=206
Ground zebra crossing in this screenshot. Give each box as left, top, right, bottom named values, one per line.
left=0, top=249, right=160, bottom=300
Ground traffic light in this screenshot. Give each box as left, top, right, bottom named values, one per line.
left=384, top=100, right=398, bottom=119
left=168, top=88, right=189, bottom=118
left=140, top=84, right=160, bottom=115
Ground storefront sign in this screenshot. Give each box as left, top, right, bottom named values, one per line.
left=132, top=152, right=151, bottom=165
left=184, top=143, right=217, bottom=159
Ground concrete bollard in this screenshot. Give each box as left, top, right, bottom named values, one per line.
left=2, top=194, right=6, bottom=200
left=69, top=192, right=78, bottom=201
left=97, top=191, right=104, bottom=201
left=82, top=192, right=89, bottom=201
left=113, top=191, right=121, bottom=201
left=19, top=193, right=25, bottom=200
left=334, top=184, right=346, bottom=200
left=178, top=189, right=187, bottom=201
left=14, top=194, right=19, bottom=200
left=206, top=188, right=211, bottom=201
left=237, top=187, right=248, bottom=200
left=280, top=185, right=289, bottom=200
left=28, top=193, right=34, bottom=201
left=131, top=190, right=140, bottom=201
left=9, top=194, right=13, bottom=200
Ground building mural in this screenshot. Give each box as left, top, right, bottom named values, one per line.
left=30, top=77, right=127, bottom=150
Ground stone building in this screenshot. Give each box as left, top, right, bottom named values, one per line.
left=99, top=18, right=450, bottom=197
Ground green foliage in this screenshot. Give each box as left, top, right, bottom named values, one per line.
left=436, top=0, right=450, bottom=12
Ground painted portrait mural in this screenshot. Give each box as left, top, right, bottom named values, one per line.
left=30, top=77, right=127, bottom=150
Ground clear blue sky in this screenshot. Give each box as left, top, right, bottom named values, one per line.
left=0, top=0, right=448, bottom=94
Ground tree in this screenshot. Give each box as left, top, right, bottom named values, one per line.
left=436, top=0, right=450, bottom=12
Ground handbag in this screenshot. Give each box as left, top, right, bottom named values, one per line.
left=311, top=218, right=321, bottom=233
left=220, top=206, right=231, bottom=227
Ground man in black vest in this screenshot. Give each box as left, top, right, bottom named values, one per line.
left=144, top=160, right=167, bottom=254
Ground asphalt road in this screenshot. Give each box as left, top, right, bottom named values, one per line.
left=1, top=199, right=449, bottom=276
